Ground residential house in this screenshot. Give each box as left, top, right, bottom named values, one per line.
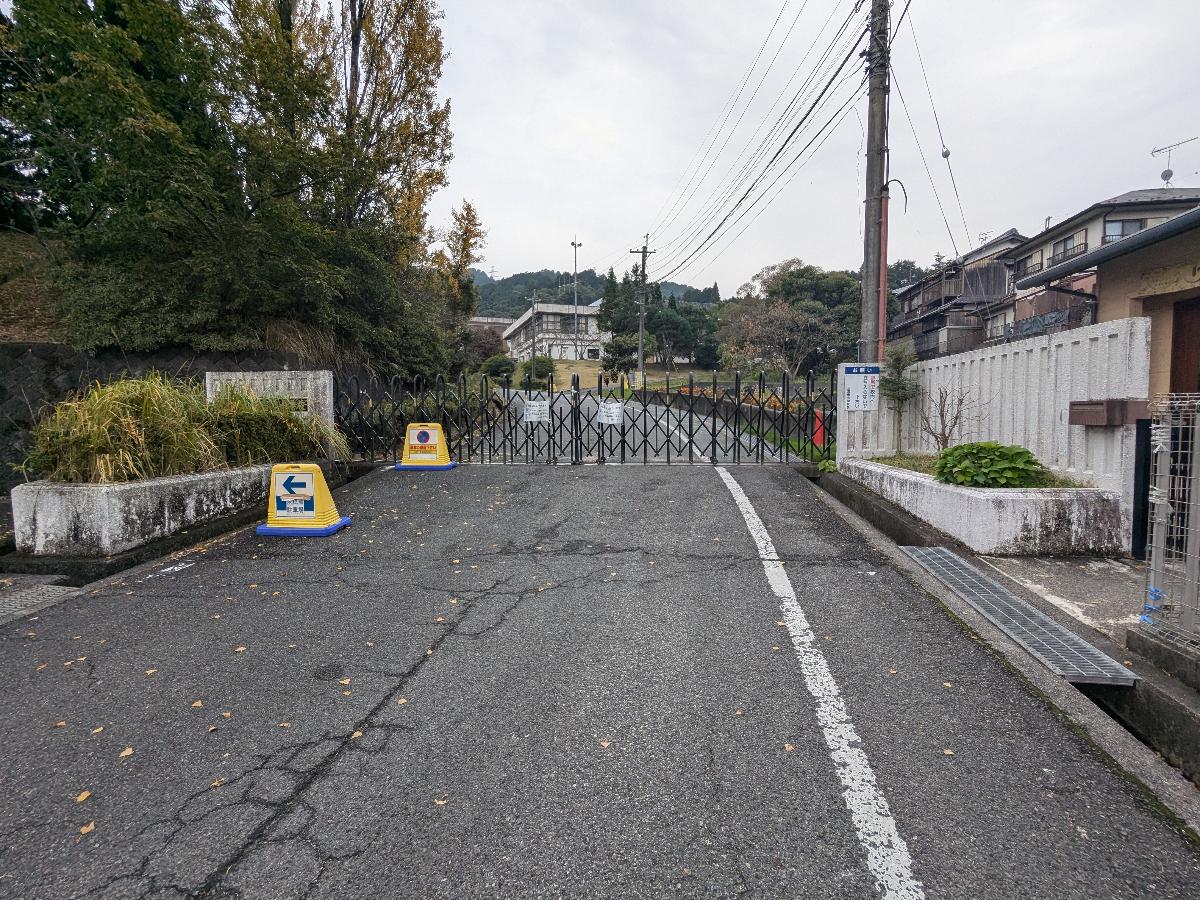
left=502, top=303, right=610, bottom=363
left=987, top=188, right=1200, bottom=346
left=888, top=228, right=1027, bottom=360
left=466, top=316, right=515, bottom=341
left=1016, top=200, right=1200, bottom=396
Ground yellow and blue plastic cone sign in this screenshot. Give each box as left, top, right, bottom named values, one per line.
left=256, top=463, right=351, bottom=537
left=395, top=422, right=458, bottom=471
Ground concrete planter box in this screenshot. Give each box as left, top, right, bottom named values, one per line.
left=12, top=465, right=271, bottom=557
left=839, top=458, right=1122, bottom=555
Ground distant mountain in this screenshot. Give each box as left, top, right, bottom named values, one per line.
left=475, top=268, right=718, bottom=318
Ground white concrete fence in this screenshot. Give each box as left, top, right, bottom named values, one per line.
left=840, top=316, right=1151, bottom=549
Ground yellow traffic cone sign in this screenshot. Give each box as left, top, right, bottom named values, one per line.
left=256, top=463, right=351, bottom=537
left=395, top=422, right=458, bottom=471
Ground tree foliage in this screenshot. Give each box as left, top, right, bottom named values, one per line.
left=0, top=0, right=478, bottom=377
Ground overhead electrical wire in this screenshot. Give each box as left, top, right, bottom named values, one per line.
left=587, top=0, right=793, bottom=274
left=650, top=1, right=866, bottom=266
left=889, top=63, right=960, bottom=259
left=678, top=79, right=869, bottom=283
left=907, top=11, right=972, bottom=251
left=652, top=21, right=870, bottom=282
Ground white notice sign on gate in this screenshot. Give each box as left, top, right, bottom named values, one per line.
left=597, top=400, right=624, bottom=426
left=523, top=399, right=550, bottom=423
left=842, top=365, right=880, bottom=411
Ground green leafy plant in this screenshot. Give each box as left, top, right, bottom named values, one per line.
left=479, top=354, right=516, bottom=379
left=817, top=459, right=837, bottom=474
left=934, top=441, right=1054, bottom=488
left=520, top=354, right=558, bottom=389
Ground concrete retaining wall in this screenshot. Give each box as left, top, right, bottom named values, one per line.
left=839, top=458, right=1123, bottom=555
left=839, top=317, right=1151, bottom=550
left=12, top=465, right=271, bottom=557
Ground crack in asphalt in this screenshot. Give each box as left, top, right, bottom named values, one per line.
left=180, top=561, right=608, bottom=898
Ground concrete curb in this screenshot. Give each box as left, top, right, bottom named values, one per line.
left=805, top=468, right=1200, bottom=839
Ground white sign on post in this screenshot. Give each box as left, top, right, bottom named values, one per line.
left=597, top=399, right=624, bottom=426
left=522, top=399, right=550, bottom=423
left=842, top=365, right=881, bottom=411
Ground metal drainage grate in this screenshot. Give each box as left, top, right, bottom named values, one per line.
left=0, top=584, right=80, bottom=626
left=902, top=546, right=1138, bottom=686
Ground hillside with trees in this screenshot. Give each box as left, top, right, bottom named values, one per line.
left=472, top=268, right=718, bottom=318
left=0, top=0, right=482, bottom=377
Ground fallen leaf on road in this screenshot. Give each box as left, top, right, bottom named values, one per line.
left=351, top=730, right=363, bottom=740
left=91, top=727, right=104, bottom=735
left=221, top=711, right=232, bottom=718
left=145, top=668, right=157, bottom=675
left=775, top=621, right=786, bottom=627
left=75, top=790, right=91, bottom=803
left=191, top=700, right=203, bottom=708
left=53, top=720, right=67, bottom=728
left=942, top=682, right=953, bottom=689
left=887, top=668, right=898, bottom=675
left=434, top=796, right=448, bottom=806
left=599, top=740, right=611, bottom=748
left=426, top=648, right=433, bottom=656
left=118, top=747, right=133, bottom=759
left=342, top=691, right=351, bottom=697
left=338, top=678, right=351, bottom=686
left=449, top=598, right=459, bottom=604
left=435, top=616, right=445, bottom=623
left=234, top=646, right=246, bottom=653
left=943, top=749, right=955, bottom=756
left=784, top=744, right=794, bottom=752
left=271, top=591, right=281, bottom=596
left=278, top=722, right=290, bottom=728
left=35, top=663, right=47, bottom=672
left=366, top=641, right=374, bottom=647
left=772, top=646, right=781, bottom=652
left=735, top=709, right=744, bottom=717
left=79, top=821, right=96, bottom=835
left=207, top=725, right=218, bottom=733
left=396, top=698, right=408, bottom=705
left=211, top=778, right=224, bottom=788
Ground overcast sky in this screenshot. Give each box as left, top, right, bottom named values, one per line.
left=428, top=0, right=1200, bottom=295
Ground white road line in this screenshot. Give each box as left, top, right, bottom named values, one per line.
left=715, top=467, right=924, bottom=900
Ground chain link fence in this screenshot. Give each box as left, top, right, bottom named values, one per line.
left=1142, top=394, right=1200, bottom=652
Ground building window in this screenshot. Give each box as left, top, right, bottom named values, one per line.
left=1015, top=250, right=1043, bottom=278
left=588, top=347, right=600, bottom=360
left=1103, top=219, right=1145, bottom=244
left=1049, top=231, right=1087, bottom=265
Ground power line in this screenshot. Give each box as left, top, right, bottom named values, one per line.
left=889, top=63, right=960, bottom=258
left=653, top=25, right=870, bottom=282
left=676, top=79, right=869, bottom=284
left=645, top=1, right=794, bottom=241
left=650, top=2, right=866, bottom=264
left=907, top=11, right=971, bottom=251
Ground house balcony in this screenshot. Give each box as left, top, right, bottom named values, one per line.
left=1048, top=242, right=1088, bottom=266
left=1014, top=260, right=1044, bottom=279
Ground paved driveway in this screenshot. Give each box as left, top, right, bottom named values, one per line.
left=1, top=465, right=1197, bottom=898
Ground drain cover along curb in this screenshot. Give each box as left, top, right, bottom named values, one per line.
left=902, top=546, right=1138, bottom=687
left=0, top=584, right=81, bottom=626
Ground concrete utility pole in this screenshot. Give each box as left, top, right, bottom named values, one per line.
left=571, top=237, right=583, bottom=360
left=859, top=0, right=890, bottom=362
left=630, top=235, right=656, bottom=388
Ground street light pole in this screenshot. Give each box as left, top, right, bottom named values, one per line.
left=571, top=237, right=583, bottom=361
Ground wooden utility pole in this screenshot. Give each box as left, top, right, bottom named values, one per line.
left=630, top=235, right=656, bottom=388
left=860, top=0, right=890, bottom=362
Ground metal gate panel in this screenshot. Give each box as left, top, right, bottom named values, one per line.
left=334, top=370, right=837, bottom=466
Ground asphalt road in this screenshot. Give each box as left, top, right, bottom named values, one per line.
left=1, top=465, right=1198, bottom=898
left=465, top=391, right=791, bottom=464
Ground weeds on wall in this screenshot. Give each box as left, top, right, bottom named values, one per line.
left=21, top=374, right=347, bottom=484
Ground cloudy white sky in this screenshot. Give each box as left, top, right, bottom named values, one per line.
left=428, top=0, right=1200, bottom=295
